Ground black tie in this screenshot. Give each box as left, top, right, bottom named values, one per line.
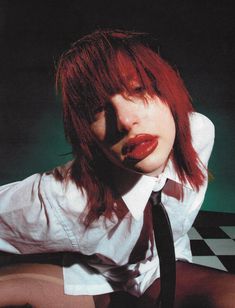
left=150, top=190, right=176, bottom=308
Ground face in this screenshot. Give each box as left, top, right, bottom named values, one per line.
left=90, top=90, right=176, bottom=177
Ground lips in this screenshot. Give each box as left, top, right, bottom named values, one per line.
left=122, top=134, right=158, bottom=161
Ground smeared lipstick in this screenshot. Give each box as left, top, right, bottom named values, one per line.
left=122, top=134, right=158, bottom=161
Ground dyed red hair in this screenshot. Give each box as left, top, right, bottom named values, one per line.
left=56, top=29, right=206, bottom=225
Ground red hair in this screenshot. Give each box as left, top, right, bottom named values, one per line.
left=56, top=29, right=206, bottom=225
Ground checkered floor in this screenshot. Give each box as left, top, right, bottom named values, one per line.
left=189, top=226, right=235, bottom=274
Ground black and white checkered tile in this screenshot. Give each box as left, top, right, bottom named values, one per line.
left=188, top=226, right=235, bottom=274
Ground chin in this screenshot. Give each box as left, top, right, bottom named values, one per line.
left=130, top=157, right=167, bottom=176
left=106, top=148, right=170, bottom=177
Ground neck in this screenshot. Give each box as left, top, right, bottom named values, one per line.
left=110, top=164, right=142, bottom=196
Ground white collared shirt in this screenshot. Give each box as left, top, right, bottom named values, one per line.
left=0, top=112, right=215, bottom=297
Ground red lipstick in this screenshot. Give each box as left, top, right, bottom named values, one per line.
left=122, top=134, right=158, bottom=160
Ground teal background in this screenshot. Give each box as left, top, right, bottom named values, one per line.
left=1, top=1, right=234, bottom=213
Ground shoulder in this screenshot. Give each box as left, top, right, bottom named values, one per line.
left=189, top=112, right=215, bottom=166
left=0, top=161, right=87, bottom=213
left=189, top=112, right=215, bottom=139
left=42, top=161, right=87, bottom=214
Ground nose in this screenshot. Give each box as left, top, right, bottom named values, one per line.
left=111, top=94, right=139, bottom=132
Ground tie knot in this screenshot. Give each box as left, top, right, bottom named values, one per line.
left=150, top=190, right=162, bottom=206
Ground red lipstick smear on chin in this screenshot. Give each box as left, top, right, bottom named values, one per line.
left=123, top=134, right=158, bottom=161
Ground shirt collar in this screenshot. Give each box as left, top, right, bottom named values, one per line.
left=121, top=158, right=193, bottom=220
left=122, top=174, right=157, bottom=220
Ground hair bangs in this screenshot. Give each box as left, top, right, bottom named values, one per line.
left=114, top=49, right=158, bottom=98
left=77, top=50, right=157, bottom=121
left=68, top=42, right=161, bottom=122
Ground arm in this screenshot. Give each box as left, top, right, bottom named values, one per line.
left=0, top=172, right=73, bottom=254
left=182, top=112, right=215, bottom=231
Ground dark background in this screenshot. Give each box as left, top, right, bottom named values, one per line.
left=1, top=0, right=234, bottom=213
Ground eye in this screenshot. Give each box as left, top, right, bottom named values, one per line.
left=133, top=85, right=145, bottom=94
left=92, top=102, right=112, bottom=122
left=93, top=105, right=105, bottom=114
left=90, top=105, right=105, bottom=123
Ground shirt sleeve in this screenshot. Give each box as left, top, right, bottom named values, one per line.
left=0, top=172, right=74, bottom=254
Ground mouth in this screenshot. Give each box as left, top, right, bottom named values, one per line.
left=122, top=134, right=158, bottom=161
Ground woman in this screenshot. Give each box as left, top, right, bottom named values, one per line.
left=0, top=30, right=234, bottom=307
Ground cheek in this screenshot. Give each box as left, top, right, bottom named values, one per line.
left=156, top=106, right=176, bottom=145
left=151, top=102, right=176, bottom=139
left=166, top=116, right=176, bottom=142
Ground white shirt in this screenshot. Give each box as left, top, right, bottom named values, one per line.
left=0, top=112, right=215, bottom=297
